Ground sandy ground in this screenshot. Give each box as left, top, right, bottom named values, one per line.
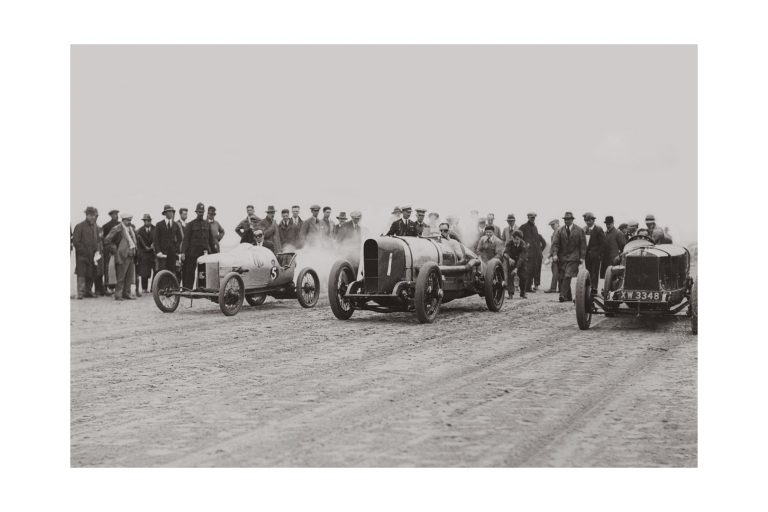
left=70, top=267, right=697, bottom=467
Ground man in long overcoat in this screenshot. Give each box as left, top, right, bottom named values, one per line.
left=277, top=208, right=300, bottom=249
left=602, top=215, right=626, bottom=276
left=583, top=212, right=606, bottom=289
left=136, top=214, right=156, bottom=293
left=551, top=211, right=586, bottom=302
left=72, top=206, right=102, bottom=299
left=181, top=203, right=216, bottom=289
left=519, top=212, right=544, bottom=293
left=154, top=204, right=183, bottom=277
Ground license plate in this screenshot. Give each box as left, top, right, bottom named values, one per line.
left=621, top=290, right=662, bottom=301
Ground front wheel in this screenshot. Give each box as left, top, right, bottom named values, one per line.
left=575, top=268, right=593, bottom=330
left=328, top=260, right=355, bottom=320
left=219, top=272, right=245, bottom=316
left=691, top=278, right=698, bottom=334
left=483, top=258, right=506, bottom=312
left=246, top=293, right=266, bottom=307
left=415, top=262, right=442, bottom=324
left=152, top=270, right=180, bottom=313
left=296, top=268, right=320, bottom=308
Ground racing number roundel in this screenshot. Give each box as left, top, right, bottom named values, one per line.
left=270, top=266, right=279, bottom=281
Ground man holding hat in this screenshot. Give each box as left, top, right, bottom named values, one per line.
left=333, top=211, right=348, bottom=240
left=644, top=214, right=666, bottom=244
left=72, top=206, right=103, bottom=299
left=206, top=206, right=225, bottom=253
left=136, top=214, right=156, bottom=294
left=544, top=219, right=561, bottom=293
left=520, top=212, right=544, bottom=293
left=104, top=213, right=139, bottom=300
left=181, top=203, right=215, bottom=289
left=602, top=215, right=626, bottom=274
left=154, top=204, right=183, bottom=277
left=551, top=211, right=586, bottom=302
left=256, top=205, right=281, bottom=252
left=299, top=204, right=324, bottom=247
left=387, top=206, right=419, bottom=236
left=278, top=208, right=300, bottom=249
left=583, top=211, right=606, bottom=290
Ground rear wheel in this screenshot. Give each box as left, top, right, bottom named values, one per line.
left=483, top=258, right=506, bottom=312
left=219, top=272, right=245, bottom=316
left=575, top=268, right=593, bottom=330
left=296, top=268, right=320, bottom=308
left=603, top=266, right=616, bottom=317
left=691, top=278, right=698, bottom=334
left=328, top=260, right=355, bottom=320
left=246, top=293, right=267, bottom=306
left=152, top=270, right=180, bottom=313
left=415, top=262, right=442, bottom=324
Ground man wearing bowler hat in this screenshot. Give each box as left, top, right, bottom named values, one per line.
left=154, top=204, right=183, bottom=277
left=501, top=214, right=517, bottom=242
left=551, top=211, right=586, bottom=302
left=602, top=215, right=626, bottom=274
left=136, top=214, right=156, bottom=294
left=72, top=206, right=103, bottom=299
left=583, top=211, right=605, bottom=290
left=104, top=213, right=139, bottom=300
left=180, top=203, right=215, bottom=289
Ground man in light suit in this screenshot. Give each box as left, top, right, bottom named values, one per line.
left=104, top=213, right=139, bottom=300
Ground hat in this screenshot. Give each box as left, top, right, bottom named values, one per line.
left=527, top=212, right=537, bottom=217
left=582, top=211, right=595, bottom=220
left=323, top=206, right=332, bottom=212
left=208, top=206, right=216, bottom=213
left=142, top=214, right=152, bottom=221
left=108, top=209, right=119, bottom=216
left=401, top=205, right=413, bottom=212
left=484, top=225, right=495, bottom=232
left=253, top=229, right=264, bottom=236
left=179, top=207, right=188, bottom=213
left=478, top=218, right=487, bottom=225
left=85, top=206, right=98, bottom=215
left=512, top=229, right=524, bottom=239
left=281, top=208, right=290, bottom=214
left=391, top=206, right=402, bottom=214
left=336, top=211, right=348, bottom=221
left=195, top=202, right=205, bottom=212
left=265, top=205, right=276, bottom=214
left=248, top=215, right=259, bottom=221
left=628, top=220, right=639, bottom=227
left=428, top=212, right=439, bottom=218
left=162, top=204, right=175, bottom=214
left=548, top=219, right=559, bottom=226
left=645, top=214, right=656, bottom=222
left=563, top=211, right=575, bottom=220
left=120, top=212, right=133, bottom=220
left=350, top=210, right=362, bottom=218
left=506, top=214, right=516, bottom=221
left=310, top=204, right=321, bottom=211
left=618, top=222, right=628, bottom=230
left=604, top=215, right=614, bottom=224
left=415, top=208, right=426, bottom=214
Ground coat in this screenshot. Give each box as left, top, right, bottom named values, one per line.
left=551, top=224, right=587, bottom=262
left=504, top=239, right=530, bottom=269
left=181, top=218, right=215, bottom=255
left=337, top=220, right=363, bottom=245
left=519, top=221, right=544, bottom=264
left=299, top=216, right=325, bottom=246
left=136, top=225, right=156, bottom=278
left=584, top=224, right=606, bottom=260
left=386, top=218, right=419, bottom=237
left=475, top=234, right=505, bottom=262
left=603, top=227, right=626, bottom=267
left=154, top=219, right=183, bottom=256
left=277, top=219, right=300, bottom=249
left=104, top=223, right=138, bottom=266
left=256, top=217, right=281, bottom=253
left=72, top=219, right=102, bottom=275
left=501, top=225, right=518, bottom=242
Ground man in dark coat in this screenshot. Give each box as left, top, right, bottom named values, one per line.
left=333, top=212, right=348, bottom=241
left=277, top=208, right=300, bottom=249
left=386, top=205, right=419, bottom=236
left=136, top=214, right=156, bottom=293
left=235, top=205, right=257, bottom=241
left=180, top=203, right=215, bottom=289
left=72, top=206, right=102, bottom=299
left=338, top=211, right=364, bottom=268
left=583, top=211, right=606, bottom=289
left=319, top=207, right=334, bottom=241
left=256, top=206, right=281, bottom=252
left=519, top=212, right=544, bottom=293
left=299, top=204, right=324, bottom=246
left=551, top=211, right=587, bottom=302
left=504, top=229, right=530, bottom=299
left=289, top=205, right=303, bottom=247
left=414, top=208, right=428, bottom=235
left=602, top=215, right=626, bottom=275
left=154, top=204, right=183, bottom=277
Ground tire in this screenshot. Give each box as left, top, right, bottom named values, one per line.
left=152, top=270, right=180, bottom=313
left=691, top=278, right=698, bottom=335
left=245, top=293, right=267, bottom=307
left=414, top=261, right=442, bottom=324
left=575, top=268, right=593, bottom=330
left=328, top=260, right=356, bottom=320
left=296, top=268, right=320, bottom=308
left=603, top=265, right=615, bottom=317
left=218, top=272, right=245, bottom=316
left=483, top=258, right=506, bottom=312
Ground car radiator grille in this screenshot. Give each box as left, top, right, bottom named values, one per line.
left=363, top=239, right=378, bottom=292
left=624, top=257, right=660, bottom=290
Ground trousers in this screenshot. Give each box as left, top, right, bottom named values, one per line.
left=115, top=260, right=135, bottom=298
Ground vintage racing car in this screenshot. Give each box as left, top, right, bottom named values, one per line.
left=327, top=234, right=506, bottom=323
left=574, top=233, right=697, bottom=333
left=152, top=243, right=320, bottom=316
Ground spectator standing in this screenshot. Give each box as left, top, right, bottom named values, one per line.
left=583, top=212, right=605, bottom=288
left=154, top=204, right=183, bottom=277
left=602, top=215, right=626, bottom=274
left=206, top=206, right=225, bottom=253
left=72, top=206, right=102, bottom=299
left=104, top=213, right=139, bottom=300
left=136, top=214, right=156, bottom=293
left=551, top=211, right=586, bottom=302
left=278, top=208, right=300, bottom=249
left=180, top=203, right=215, bottom=289
left=544, top=219, right=560, bottom=293
left=519, top=212, right=544, bottom=292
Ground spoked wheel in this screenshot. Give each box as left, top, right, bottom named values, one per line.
left=690, top=278, right=698, bottom=335
left=296, top=268, right=320, bottom=308
left=483, top=258, right=506, bottom=312
left=575, top=268, right=593, bottom=330
left=246, top=293, right=267, bottom=306
left=152, top=270, right=180, bottom=313
left=603, top=265, right=615, bottom=317
left=328, top=260, right=355, bottom=320
left=415, top=262, right=442, bottom=324
left=218, top=272, right=245, bottom=316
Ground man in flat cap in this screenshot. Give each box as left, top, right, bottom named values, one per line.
left=626, top=220, right=639, bottom=238
left=551, top=211, right=586, bottom=302
left=255, top=205, right=281, bottom=252
left=582, top=211, right=606, bottom=292
left=206, top=206, right=225, bottom=253
left=618, top=222, right=629, bottom=237
left=333, top=211, right=348, bottom=241
left=136, top=214, right=156, bottom=294
left=387, top=206, right=419, bottom=236
left=104, top=213, right=139, bottom=300
left=644, top=214, right=666, bottom=244
left=180, top=203, right=215, bottom=289
left=235, top=205, right=258, bottom=241
left=602, top=215, right=626, bottom=273
left=299, top=204, right=325, bottom=247
left=414, top=208, right=428, bottom=236
left=278, top=208, right=300, bottom=250
left=154, top=204, right=183, bottom=278
left=72, top=207, right=103, bottom=299
left=544, top=219, right=561, bottom=293
left=520, top=212, right=545, bottom=293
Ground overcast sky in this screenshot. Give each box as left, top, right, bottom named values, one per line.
left=71, top=45, right=696, bottom=247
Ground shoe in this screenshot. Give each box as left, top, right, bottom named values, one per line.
left=105, top=289, right=114, bottom=296
left=83, top=292, right=95, bottom=298
left=142, top=289, right=149, bottom=294
left=77, top=295, right=83, bottom=300
left=558, top=296, right=565, bottom=302
left=124, top=295, right=137, bottom=300
left=544, top=289, right=558, bottom=293
left=507, top=293, right=514, bottom=299
left=114, top=297, right=124, bottom=301
left=520, top=294, right=527, bottom=299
